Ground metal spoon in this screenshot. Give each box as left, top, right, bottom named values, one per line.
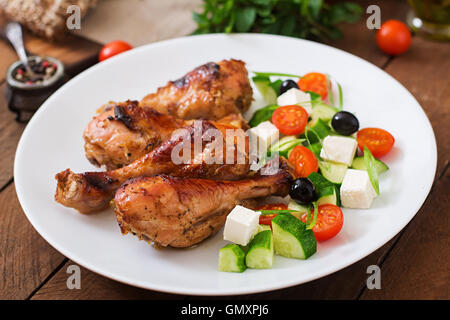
left=5, top=22, right=38, bottom=81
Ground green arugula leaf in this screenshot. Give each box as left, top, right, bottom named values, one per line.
left=306, top=91, right=321, bottom=101
left=249, top=104, right=278, bottom=127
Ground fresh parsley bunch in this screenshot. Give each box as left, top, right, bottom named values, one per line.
left=192, top=0, right=362, bottom=40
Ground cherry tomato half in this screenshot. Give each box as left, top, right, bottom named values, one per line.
left=99, top=40, right=133, bottom=62
left=272, top=105, right=308, bottom=135
left=376, top=20, right=411, bottom=56
left=256, top=203, right=288, bottom=226
left=298, top=72, right=328, bottom=99
left=357, top=128, right=395, bottom=158
left=288, top=145, right=318, bottom=178
left=301, top=204, right=343, bottom=241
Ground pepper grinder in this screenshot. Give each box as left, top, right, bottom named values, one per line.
left=4, top=22, right=65, bottom=122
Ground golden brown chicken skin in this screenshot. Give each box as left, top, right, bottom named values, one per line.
left=140, top=59, right=253, bottom=120
left=83, top=100, right=249, bottom=170
left=114, top=163, right=293, bottom=248
left=55, top=120, right=251, bottom=214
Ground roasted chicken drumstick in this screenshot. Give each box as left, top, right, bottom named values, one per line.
left=140, top=59, right=253, bottom=120
left=56, top=120, right=250, bottom=214
left=84, top=100, right=248, bottom=169
left=114, top=162, right=293, bottom=248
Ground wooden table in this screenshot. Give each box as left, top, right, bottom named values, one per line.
left=0, top=0, right=448, bottom=300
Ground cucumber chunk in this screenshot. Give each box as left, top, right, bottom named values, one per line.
left=245, top=230, right=274, bottom=269
left=272, top=213, right=317, bottom=259
left=352, top=156, right=389, bottom=174
left=306, top=118, right=331, bottom=144
left=288, top=200, right=310, bottom=215
left=258, top=224, right=271, bottom=232
left=253, top=76, right=278, bottom=104
left=218, top=244, right=247, bottom=273
left=317, top=188, right=338, bottom=206
left=311, top=101, right=339, bottom=122
left=308, top=172, right=338, bottom=205
left=319, top=161, right=348, bottom=184
left=288, top=200, right=311, bottom=220
left=270, top=136, right=304, bottom=158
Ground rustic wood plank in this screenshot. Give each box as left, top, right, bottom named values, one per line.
left=31, top=261, right=184, bottom=300
left=0, top=40, right=19, bottom=83
left=0, top=183, right=66, bottom=300
left=356, top=36, right=450, bottom=299
left=360, top=170, right=449, bottom=300
left=190, top=237, right=399, bottom=300
left=0, top=83, right=26, bottom=188
left=382, top=37, right=449, bottom=176
left=325, top=0, right=408, bottom=68
left=23, top=33, right=101, bottom=76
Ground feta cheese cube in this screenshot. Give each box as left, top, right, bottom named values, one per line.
left=320, top=135, right=357, bottom=166
left=340, top=169, right=377, bottom=209
left=223, top=205, right=261, bottom=246
left=248, top=121, right=279, bottom=159
left=276, top=88, right=312, bottom=115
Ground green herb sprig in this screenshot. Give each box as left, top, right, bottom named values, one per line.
left=192, top=0, right=362, bottom=41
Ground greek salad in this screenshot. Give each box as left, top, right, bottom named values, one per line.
left=219, top=71, right=395, bottom=273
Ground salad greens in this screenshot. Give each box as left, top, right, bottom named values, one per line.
left=364, top=146, right=380, bottom=195
left=248, top=104, right=278, bottom=127
left=192, top=0, right=363, bottom=41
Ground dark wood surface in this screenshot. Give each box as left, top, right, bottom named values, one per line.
left=0, top=0, right=448, bottom=300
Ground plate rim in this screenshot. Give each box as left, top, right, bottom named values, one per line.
left=13, top=33, right=437, bottom=296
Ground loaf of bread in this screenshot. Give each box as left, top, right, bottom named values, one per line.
left=0, top=0, right=97, bottom=39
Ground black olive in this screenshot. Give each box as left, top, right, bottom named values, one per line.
left=289, top=178, right=316, bottom=205
left=331, top=111, right=359, bottom=136
left=279, top=79, right=299, bottom=96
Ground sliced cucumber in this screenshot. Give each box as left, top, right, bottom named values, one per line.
left=319, top=161, right=348, bottom=184
left=258, top=224, right=271, bottom=232
left=218, top=244, right=247, bottom=273
left=306, top=118, right=331, bottom=144
left=287, top=200, right=311, bottom=220
left=317, top=188, right=338, bottom=206
left=252, top=76, right=277, bottom=104
left=308, top=172, right=338, bottom=205
left=311, top=101, right=339, bottom=122
left=288, top=199, right=310, bottom=215
left=245, top=230, right=274, bottom=269
left=269, top=136, right=304, bottom=158
left=352, top=156, right=389, bottom=174
left=272, top=213, right=316, bottom=259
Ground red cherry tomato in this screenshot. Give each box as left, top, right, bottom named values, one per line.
left=272, top=105, right=309, bottom=135
left=288, top=145, right=319, bottom=178
left=376, top=20, right=411, bottom=56
left=301, top=204, right=343, bottom=241
left=99, top=40, right=133, bottom=62
left=357, top=128, right=395, bottom=158
left=298, top=72, right=329, bottom=99
left=256, top=203, right=288, bottom=226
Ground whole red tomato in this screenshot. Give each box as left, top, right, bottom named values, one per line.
left=99, top=40, right=133, bottom=62
left=376, top=20, right=411, bottom=56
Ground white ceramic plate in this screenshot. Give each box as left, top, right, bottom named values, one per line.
left=14, top=34, right=437, bottom=296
